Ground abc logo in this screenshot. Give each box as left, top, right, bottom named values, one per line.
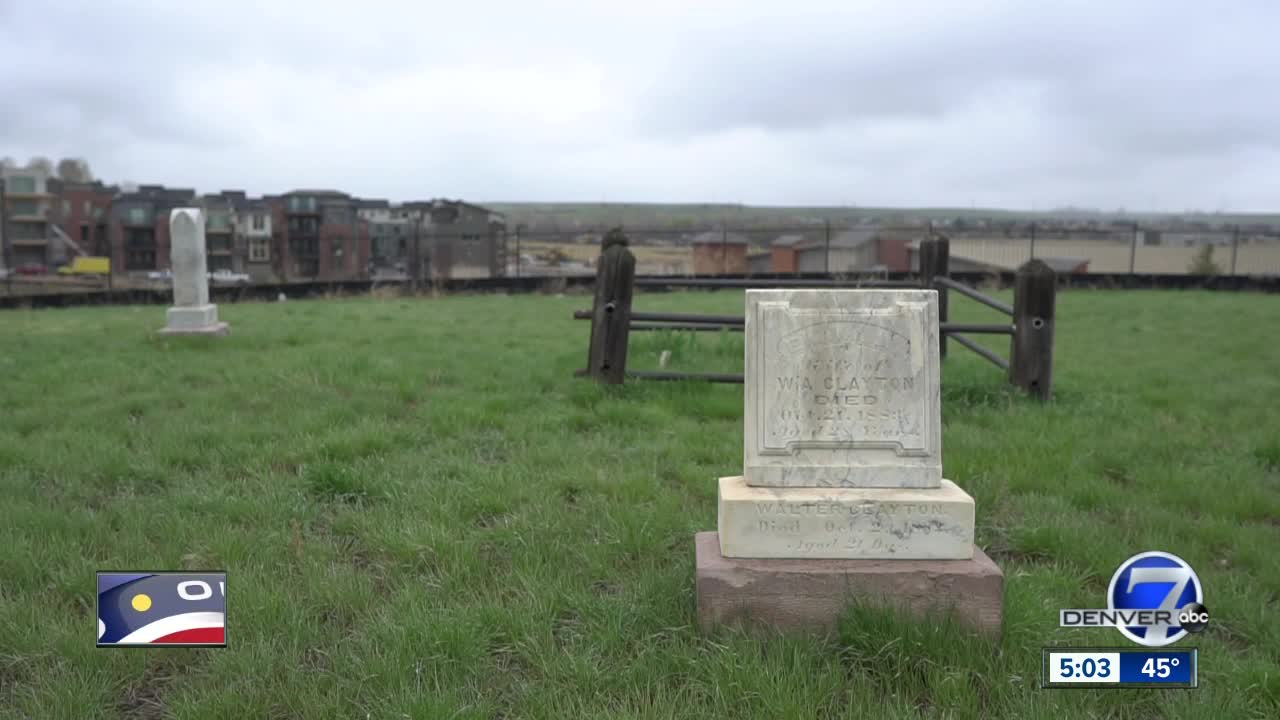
left=1178, top=602, right=1210, bottom=633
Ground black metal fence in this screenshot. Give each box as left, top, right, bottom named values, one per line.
left=575, top=232, right=1057, bottom=400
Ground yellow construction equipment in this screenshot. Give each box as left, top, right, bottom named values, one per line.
left=57, top=256, right=111, bottom=275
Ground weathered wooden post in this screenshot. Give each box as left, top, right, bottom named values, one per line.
left=919, top=235, right=950, bottom=358
left=1009, top=259, right=1056, bottom=400
left=586, top=227, right=636, bottom=384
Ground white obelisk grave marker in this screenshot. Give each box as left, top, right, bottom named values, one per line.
left=696, top=290, right=1003, bottom=635
left=159, top=208, right=229, bottom=336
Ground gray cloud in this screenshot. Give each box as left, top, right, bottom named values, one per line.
left=1, top=0, right=1277, bottom=210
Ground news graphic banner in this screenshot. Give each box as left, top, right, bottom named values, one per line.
left=1041, top=648, right=1198, bottom=689
left=97, top=572, right=226, bottom=647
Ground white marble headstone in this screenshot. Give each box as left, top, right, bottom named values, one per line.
left=160, top=208, right=227, bottom=335
left=744, top=289, right=941, bottom=489
left=170, top=208, right=209, bottom=307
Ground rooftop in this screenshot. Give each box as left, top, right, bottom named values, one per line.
left=691, top=231, right=749, bottom=246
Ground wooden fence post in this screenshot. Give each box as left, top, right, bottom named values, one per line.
left=586, top=228, right=636, bottom=384
left=1009, top=259, right=1056, bottom=400
left=919, top=235, right=950, bottom=358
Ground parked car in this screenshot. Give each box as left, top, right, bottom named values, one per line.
left=147, top=270, right=173, bottom=281
left=16, top=263, right=47, bottom=276
left=208, top=269, right=251, bottom=284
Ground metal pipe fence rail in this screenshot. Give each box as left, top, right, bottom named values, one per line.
left=636, top=277, right=920, bottom=289
left=576, top=231, right=1058, bottom=399
left=934, top=276, right=1014, bottom=316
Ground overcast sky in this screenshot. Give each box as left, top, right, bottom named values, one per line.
left=2, top=1, right=1277, bottom=211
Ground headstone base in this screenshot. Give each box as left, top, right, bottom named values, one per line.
left=159, top=304, right=230, bottom=336
left=718, top=476, right=975, bottom=560
left=694, top=531, right=1003, bottom=637
left=158, top=322, right=230, bottom=336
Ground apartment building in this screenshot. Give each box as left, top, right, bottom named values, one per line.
left=108, top=185, right=196, bottom=273
left=406, top=199, right=508, bottom=279
left=359, top=200, right=418, bottom=275
left=234, top=197, right=276, bottom=282
left=1, top=160, right=57, bottom=268
left=273, top=190, right=370, bottom=281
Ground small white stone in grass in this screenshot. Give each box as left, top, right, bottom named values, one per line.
left=278, top=293, right=287, bottom=302
left=659, top=350, right=672, bottom=368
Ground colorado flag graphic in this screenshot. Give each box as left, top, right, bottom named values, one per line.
left=97, top=572, right=226, bottom=647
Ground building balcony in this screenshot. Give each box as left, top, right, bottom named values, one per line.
left=1, top=189, right=51, bottom=200
left=7, top=210, right=48, bottom=222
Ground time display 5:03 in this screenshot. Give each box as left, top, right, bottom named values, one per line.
left=1047, top=652, right=1122, bottom=683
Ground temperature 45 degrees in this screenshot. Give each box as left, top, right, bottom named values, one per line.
left=1142, top=657, right=1180, bottom=678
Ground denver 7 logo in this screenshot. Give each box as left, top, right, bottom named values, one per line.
left=1108, top=552, right=1203, bottom=647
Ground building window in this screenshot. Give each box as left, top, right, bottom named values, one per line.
left=289, top=237, right=319, bottom=257
left=252, top=214, right=265, bottom=230
left=10, top=199, right=39, bottom=216
left=289, top=217, right=318, bottom=235
left=249, top=236, right=270, bottom=262
left=84, top=200, right=93, bottom=215
left=126, top=249, right=157, bottom=270
left=126, top=229, right=154, bottom=248
left=80, top=225, right=90, bottom=246
left=62, top=199, right=71, bottom=216
left=6, top=176, right=36, bottom=193
left=332, top=237, right=346, bottom=269
left=128, top=207, right=149, bottom=225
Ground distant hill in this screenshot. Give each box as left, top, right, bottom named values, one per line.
left=484, top=202, right=1280, bottom=233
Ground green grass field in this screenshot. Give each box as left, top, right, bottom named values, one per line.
left=2, top=289, right=1278, bottom=718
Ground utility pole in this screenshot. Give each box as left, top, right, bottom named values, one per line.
left=721, top=218, right=728, bottom=275
left=515, top=224, right=523, bottom=278
left=1129, top=222, right=1139, bottom=274
left=0, top=178, right=10, bottom=296
left=824, top=220, right=831, bottom=273
left=411, top=212, right=421, bottom=293
left=1230, top=224, right=1240, bottom=275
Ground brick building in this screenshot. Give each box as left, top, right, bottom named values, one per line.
left=52, top=181, right=116, bottom=259
left=690, top=231, right=749, bottom=274
left=272, top=190, right=370, bottom=281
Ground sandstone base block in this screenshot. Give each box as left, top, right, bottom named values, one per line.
left=695, top=531, right=1003, bottom=637
left=718, top=476, right=974, bottom=559
left=160, top=304, right=229, bottom=336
